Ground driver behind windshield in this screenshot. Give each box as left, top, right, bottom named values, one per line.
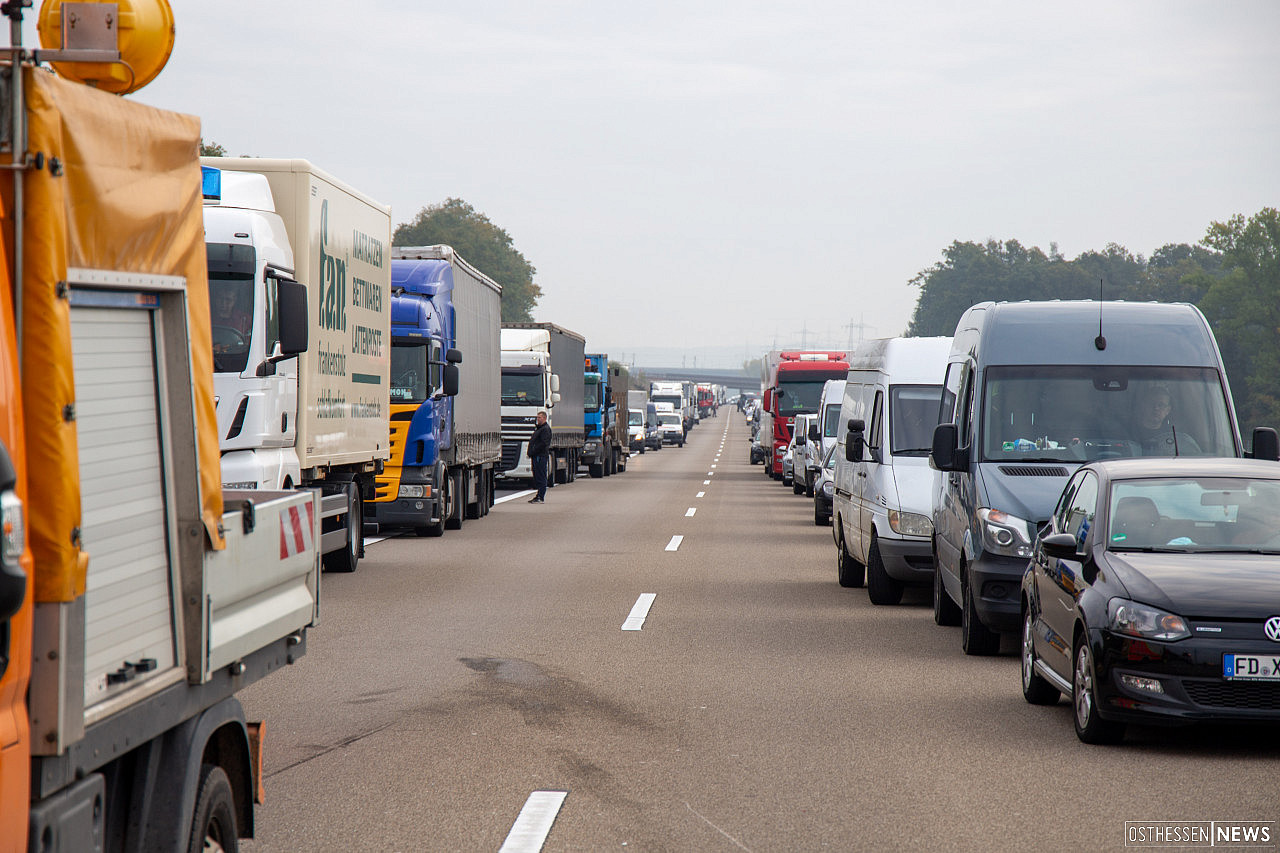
left=1132, top=384, right=1201, bottom=456
left=211, top=285, right=251, bottom=353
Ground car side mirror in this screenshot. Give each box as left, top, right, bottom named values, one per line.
left=929, top=423, right=967, bottom=472
left=1040, top=531, right=1080, bottom=561
left=845, top=419, right=865, bottom=463
left=442, top=363, right=460, bottom=397
left=1250, top=427, right=1279, bottom=461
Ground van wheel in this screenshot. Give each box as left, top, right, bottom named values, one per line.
left=792, top=477, right=804, bottom=495
left=866, top=538, right=904, bottom=605
left=961, top=567, right=1001, bottom=655
left=933, top=556, right=961, bottom=626
left=187, top=764, right=239, bottom=853
left=836, top=529, right=865, bottom=588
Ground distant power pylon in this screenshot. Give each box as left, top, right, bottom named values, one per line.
left=843, top=315, right=872, bottom=351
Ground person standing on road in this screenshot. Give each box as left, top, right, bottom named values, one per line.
left=528, top=411, right=552, bottom=503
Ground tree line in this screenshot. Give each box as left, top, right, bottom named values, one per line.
left=906, top=208, right=1280, bottom=437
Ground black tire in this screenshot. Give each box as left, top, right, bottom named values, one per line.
left=792, top=478, right=804, bottom=495
left=836, top=529, right=865, bottom=588
left=1021, top=603, right=1060, bottom=705
left=805, top=476, right=815, bottom=498
left=590, top=463, right=604, bottom=478
left=464, top=469, right=483, bottom=520
left=322, top=484, right=360, bottom=573
left=445, top=469, right=465, bottom=530
left=1073, top=638, right=1125, bottom=744
left=421, top=472, right=447, bottom=537
left=814, top=502, right=824, bottom=526
left=933, top=558, right=961, bottom=626
left=187, top=764, right=239, bottom=853
left=866, top=537, right=904, bottom=605
left=961, top=567, right=1001, bottom=655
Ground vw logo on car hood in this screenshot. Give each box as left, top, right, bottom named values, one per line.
left=1266, top=616, right=1280, bottom=642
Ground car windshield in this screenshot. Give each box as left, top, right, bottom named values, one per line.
left=891, top=384, right=942, bottom=455
left=776, top=380, right=826, bottom=415
left=502, top=371, right=544, bottom=405
left=1109, top=477, right=1280, bottom=552
left=981, top=366, right=1235, bottom=463
left=629, top=412, right=643, bottom=426
left=660, top=414, right=680, bottom=426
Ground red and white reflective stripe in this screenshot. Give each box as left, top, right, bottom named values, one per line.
left=279, top=500, right=316, bottom=559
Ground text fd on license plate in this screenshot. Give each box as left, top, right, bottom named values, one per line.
left=1223, top=654, right=1280, bottom=680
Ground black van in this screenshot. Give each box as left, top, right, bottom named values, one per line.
left=929, top=300, right=1278, bottom=655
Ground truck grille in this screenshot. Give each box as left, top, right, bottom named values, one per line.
left=502, top=415, right=536, bottom=442
left=501, top=441, right=523, bottom=472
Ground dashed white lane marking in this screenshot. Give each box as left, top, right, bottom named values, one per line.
left=707, top=471, right=715, bottom=476
left=495, top=489, right=536, bottom=505
left=500, top=791, right=568, bottom=853
left=703, top=480, right=711, bottom=485
left=685, top=507, right=696, bottom=517
left=622, top=593, right=657, bottom=631
left=711, top=464, right=717, bottom=469
left=665, top=535, right=684, bottom=551
left=696, top=491, right=705, bottom=498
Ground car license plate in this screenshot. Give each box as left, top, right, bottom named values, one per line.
left=1223, top=654, right=1280, bottom=681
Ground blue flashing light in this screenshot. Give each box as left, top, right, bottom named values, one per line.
left=201, top=166, right=221, bottom=200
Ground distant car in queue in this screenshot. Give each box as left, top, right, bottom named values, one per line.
left=1020, top=457, right=1280, bottom=744
left=814, top=443, right=836, bottom=526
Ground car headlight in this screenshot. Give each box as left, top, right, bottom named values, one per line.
left=820, top=481, right=833, bottom=498
left=977, top=508, right=1034, bottom=558
left=1107, top=599, right=1190, bottom=641
left=889, top=510, right=932, bottom=537
left=398, top=484, right=428, bottom=499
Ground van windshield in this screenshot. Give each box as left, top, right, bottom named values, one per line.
left=981, top=366, right=1235, bottom=463
left=891, top=385, right=943, bottom=455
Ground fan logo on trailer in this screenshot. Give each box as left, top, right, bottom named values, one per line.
left=1266, top=616, right=1280, bottom=642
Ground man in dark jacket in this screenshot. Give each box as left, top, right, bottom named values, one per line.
left=528, top=411, right=552, bottom=503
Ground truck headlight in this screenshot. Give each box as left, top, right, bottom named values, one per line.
left=977, top=508, right=1034, bottom=558
left=398, top=484, right=428, bottom=499
left=888, top=510, right=932, bottom=537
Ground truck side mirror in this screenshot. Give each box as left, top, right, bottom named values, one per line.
left=930, top=423, right=967, bottom=472
left=845, top=419, right=865, bottom=462
left=1250, top=427, right=1280, bottom=462
left=0, top=441, right=26, bottom=623
left=808, top=424, right=820, bottom=442
left=442, top=363, right=460, bottom=397
left=762, top=389, right=773, bottom=410
left=551, top=392, right=561, bottom=405
left=551, top=374, right=560, bottom=394
left=445, top=348, right=463, bottom=364
left=276, top=279, right=309, bottom=356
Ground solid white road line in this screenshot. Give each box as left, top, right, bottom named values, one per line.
left=665, top=535, right=683, bottom=551
left=499, top=791, right=568, bottom=853
left=696, top=491, right=705, bottom=498
left=495, top=489, right=537, bottom=505
left=685, top=507, right=696, bottom=517
left=622, top=593, right=657, bottom=631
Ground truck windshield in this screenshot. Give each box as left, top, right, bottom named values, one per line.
left=891, top=385, right=943, bottom=455
left=629, top=412, right=643, bottom=426
left=502, top=371, right=544, bottom=406
left=208, top=274, right=254, bottom=374
left=584, top=381, right=600, bottom=412
left=776, top=381, right=825, bottom=415
left=390, top=342, right=429, bottom=404
left=981, top=366, right=1235, bottom=462
left=652, top=394, right=681, bottom=409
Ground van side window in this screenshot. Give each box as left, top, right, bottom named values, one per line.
left=957, top=367, right=975, bottom=447
left=940, top=363, right=962, bottom=426
left=868, top=390, right=884, bottom=450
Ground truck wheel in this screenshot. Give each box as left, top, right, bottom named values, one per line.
left=617, top=450, right=626, bottom=473
left=446, top=469, right=465, bottom=530
left=866, top=537, right=904, bottom=605
left=590, top=463, right=604, bottom=478
left=322, top=484, right=360, bottom=573
left=187, top=764, right=239, bottom=853
left=464, top=470, right=482, bottom=520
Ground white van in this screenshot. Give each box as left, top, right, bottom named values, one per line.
left=833, top=337, right=952, bottom=605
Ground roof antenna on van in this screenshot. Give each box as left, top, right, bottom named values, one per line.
left=1094, top=278, right=1107, bottom=351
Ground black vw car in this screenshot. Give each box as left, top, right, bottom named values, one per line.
left=1020, top=458, right=1280, bottom=743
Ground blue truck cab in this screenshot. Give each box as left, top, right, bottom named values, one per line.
left=582, top=353, right=615, bottom=477
left=372, top=257, right=461, bottom=535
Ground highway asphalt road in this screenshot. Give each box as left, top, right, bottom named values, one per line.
left=240, top=415, right=1280, bottom=852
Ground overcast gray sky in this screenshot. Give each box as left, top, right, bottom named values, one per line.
left=47, top=2, right=1279, bottom=368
